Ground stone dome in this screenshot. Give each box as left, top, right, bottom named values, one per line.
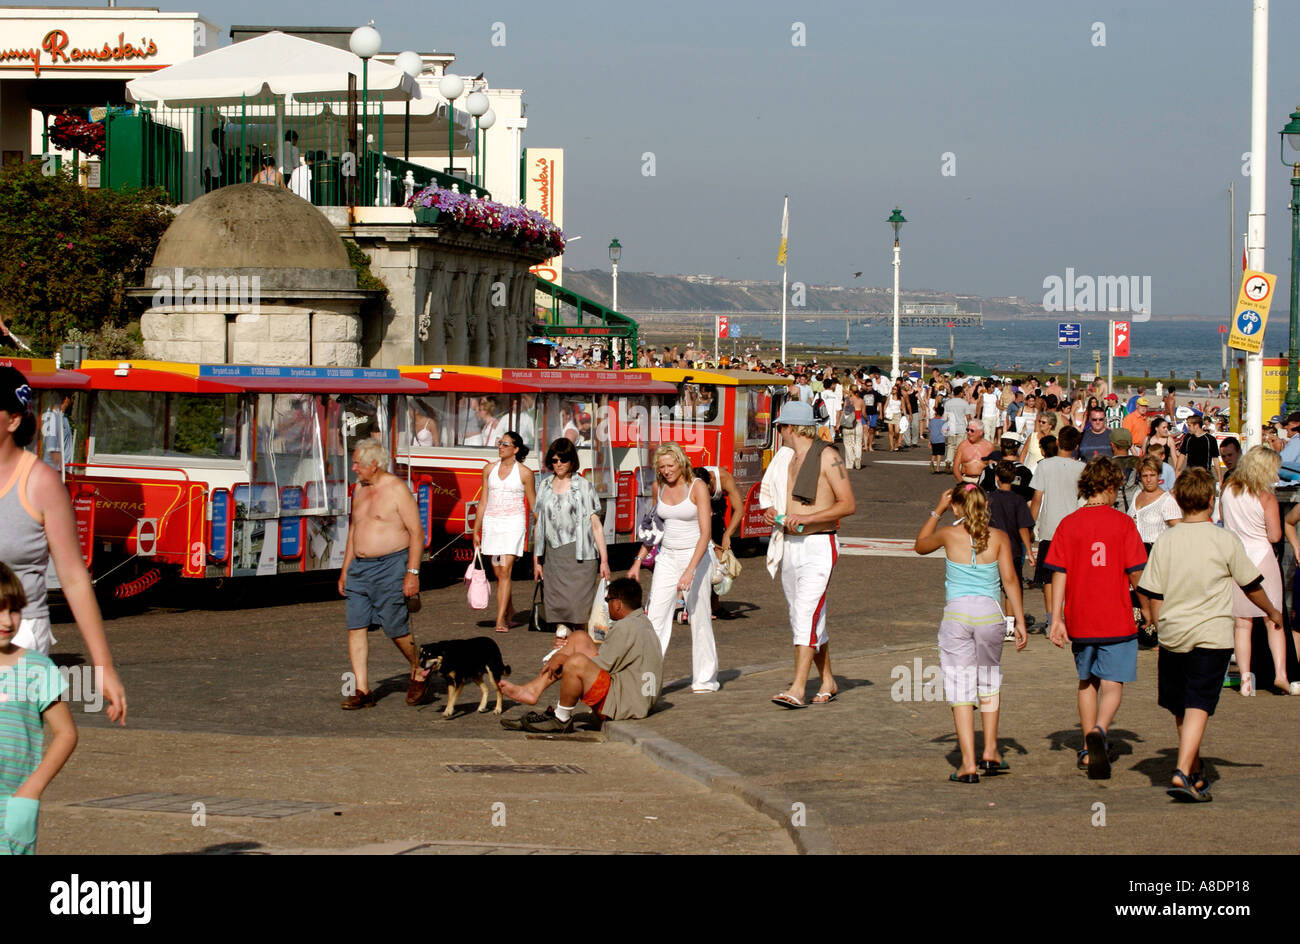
left=148, top=183, right=357, bottom=292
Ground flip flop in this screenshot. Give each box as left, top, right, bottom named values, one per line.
left=1076, top=749, right=1089, bottom=770
left=771, top=693, right=806, bottom=709
left=1167, top=768, right=1212, bottom=803
left=1084, top=727, right=1111, bottom=780
left=948, top=772, right=980, bottom=784
left=979, top=759, right=1009, bottom=774
left=812, top=691, right=837, bottom=704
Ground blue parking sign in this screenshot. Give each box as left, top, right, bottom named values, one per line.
left=1058, top=322, right=1081, bottom=349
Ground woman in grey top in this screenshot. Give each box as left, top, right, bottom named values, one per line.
left=0, top=366, right=126, bottom=722
left=532, top=437, right=610, bottom=637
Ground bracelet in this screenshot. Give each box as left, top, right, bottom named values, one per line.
left=929, top=511, right=941, bottom=519
left=407, top=569, right=420, bottom=575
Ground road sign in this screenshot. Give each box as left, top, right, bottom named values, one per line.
left=1080, top=372, right=1096, bottom=382
left=731, top=324, right=741, bottom=337
left=136, top=518, right=158, bottom=556
left=1112, top=321, right=1130, bottom=358
left=1229, top=268, right=1277, bottom=354
left=1058, top=322, right=1081, bottom=349
left=909, top=347, right=938, bottom=356
left=716, top=315, right=729, bottom=339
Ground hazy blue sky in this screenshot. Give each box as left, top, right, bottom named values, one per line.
left=37, top=0, right=1300, bottom=315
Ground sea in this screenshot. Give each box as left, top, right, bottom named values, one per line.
left=698, top=315, right=1288, bottom=381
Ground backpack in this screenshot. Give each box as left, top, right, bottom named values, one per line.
left=813, top=396, right=829, bottom=423
left=840, top=407, right=856, bottom=429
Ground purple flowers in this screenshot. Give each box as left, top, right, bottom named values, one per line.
left=408, top=185, right=565, bottom=255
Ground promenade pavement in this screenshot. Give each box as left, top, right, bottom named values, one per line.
left=41, top=441, right=1300, bottom=854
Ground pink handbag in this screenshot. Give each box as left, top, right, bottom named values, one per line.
left=465, top=551, right=490, bottom=609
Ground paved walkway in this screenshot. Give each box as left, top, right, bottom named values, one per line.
left=41, top=447, right=1300, bottom=853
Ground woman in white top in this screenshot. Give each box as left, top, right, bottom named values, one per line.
left=1019, top=412, right=1056, bottom=471
left=884, top=383, right=904, bottom=452
left=1128, top=457, right=1181, bottom=547
left=1220, top=446, right=1289, bottom=696
left=628, top=442, right=718, bottom=692
left=473, top=432, right=537, bottom=633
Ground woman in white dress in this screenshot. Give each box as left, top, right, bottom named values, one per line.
left=473, top=432, right=536, bottom=633
left=1220, top=446, right=1290, bottom=695
left=628, top=442, right=719, bottom=692
left=1127, top=458, right=1182, bottom=549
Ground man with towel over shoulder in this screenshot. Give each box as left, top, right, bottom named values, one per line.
left=765, top=401, right=856, bottom=709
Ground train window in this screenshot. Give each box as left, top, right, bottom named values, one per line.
left=510, top=393, right=540, bottom=452
left=34, top=389, right=85, bottom=472
left=743, top=387, right=774, bottom=447
left=252, top=394, right=327, bottom=515
left=405, top=393, right=452, bottom=448
left=93, top=391, right=241, bottom=461
left=453, top=394, right=508, bottom=447
left=541, top=397, right=593, bottom=448
left=665, top=384, right=719, bottom=423
left=322, top=394, right=386, bottom=501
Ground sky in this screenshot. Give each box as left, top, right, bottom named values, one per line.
left=32, top=0, right=1300, bottom=316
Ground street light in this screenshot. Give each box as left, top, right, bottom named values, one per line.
left=887, top=206, right=907, bottom=379
left=1280, top=106, right=1300, bottom=412
left=395, top=50, right=423, bottom=163
left=349, top=24, right=382, bottom=207
left=609, top=238, right=622, bottom=312
left=478, top=108, right=495, bottom=189
left=465, top=89, right=489, bottom=185
left=439, top=73, right=464, bottom=178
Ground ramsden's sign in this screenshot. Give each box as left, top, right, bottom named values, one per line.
left=0, top=29, right=159, bottom=76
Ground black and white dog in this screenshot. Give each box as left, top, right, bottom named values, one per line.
left=418, top=637, right=512, bottom=717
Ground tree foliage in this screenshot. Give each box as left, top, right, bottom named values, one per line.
left=0, top=162, right=173, bottom=355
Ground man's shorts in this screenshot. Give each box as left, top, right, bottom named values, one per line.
left=781, top=532, right=838, bottom=651
left=582, top=668, right=612, bottom=717
left=1072, top=638, right=1138, bottom=683
left=1157, top=646, right=1232, bottom=717
left=867, top=415, right=878, bottom=428
left=344, top=549, right=410, bottom=638
left=931, top=441, right=946, bottom=457
left=1032, top=539, right=1053, bottom=586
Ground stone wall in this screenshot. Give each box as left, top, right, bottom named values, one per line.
left=348, top=225, right=544, bottom=369
left=141, top=305, right=363, bottom=366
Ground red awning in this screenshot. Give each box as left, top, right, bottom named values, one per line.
left=400, top=370, right=536, bottom=394
left=0, top=358, right=92, bottom=389
left=500, top=369, right=677, bottom=395
left=77, top=368, right=244, bottom=394
left=227, top=376, right=429, bottom=394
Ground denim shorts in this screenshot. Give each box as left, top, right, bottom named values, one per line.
left=1072, top=638, right=1138, bottom=683
left=344, top=549, right=410, bottom=638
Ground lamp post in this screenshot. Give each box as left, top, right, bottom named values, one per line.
left=349, top=24, right=382, bottom=207
left=887, top=206, right=907, bottom=379
left=1281, top=106, right=1300, bottom=412
left=465, top=89, right=489, bottom=186
left=395, top=50, right=423, bottom=163
left=439, top=73, right=464, bottom=178
left=609, top=238, right=622, bottom=312
left=478, top=108, right=495, bottom=190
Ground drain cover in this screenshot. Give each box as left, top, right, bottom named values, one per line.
left=444, top=764, right=586, bottom=774
left=73, top=793, right=337, bottom=819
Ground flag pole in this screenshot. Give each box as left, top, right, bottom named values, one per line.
left=778, top=195, right=789, bottom=364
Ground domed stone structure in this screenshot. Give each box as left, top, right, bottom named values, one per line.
left=139, top=184, right=376, bottom=366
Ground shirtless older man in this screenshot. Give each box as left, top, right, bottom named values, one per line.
left=953, top=419, right=995, bottom=484
left=337, top=440, right=431, bottom=709
left=767, top=401, right=856, bottom=708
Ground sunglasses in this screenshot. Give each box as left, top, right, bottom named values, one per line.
left=549, top=457, right=570, bottom=465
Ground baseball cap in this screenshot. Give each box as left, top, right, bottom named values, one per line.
left=0, top=365, right=34, bottom=416
left=1136, top=397, right=1149, bottom=406
left=1104, top=394, right=1118, bottom=401
left=774, top=400, right=814, bottom=426
left=1110, top=428, right=1133, bottom=448
left=1000, top=431, right=1024, bottom=445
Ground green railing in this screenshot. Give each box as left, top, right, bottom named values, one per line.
left=100, top=95, right=484, bottom=206
left=534, top=277, right=639, bottom=368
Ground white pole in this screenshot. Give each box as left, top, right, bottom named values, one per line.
left=1245, top=0, right=1268, bottom=448
left=781, top=265, right=788, bottom=364
left=1107, top=320, right=1114, bottom=395
left=612, top=261, right=618, bottom=313
left=891, top=241, right=901, bottom=379
left=714, top=315, right=719, bottom=365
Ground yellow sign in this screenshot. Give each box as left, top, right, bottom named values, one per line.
left=1227, top=269, right=1276, bottom=354
left=524, top=148, right=563, bottom=286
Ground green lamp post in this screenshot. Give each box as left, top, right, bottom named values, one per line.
left=887, top=206, right=907, bottom=379
left=1281, top=107, right=1300, bottom=413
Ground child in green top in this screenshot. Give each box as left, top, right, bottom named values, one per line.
left=0, top=562, right=77, bottom=853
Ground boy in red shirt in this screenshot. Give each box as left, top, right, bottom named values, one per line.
left=1045, top=457, right=1147, bottom=780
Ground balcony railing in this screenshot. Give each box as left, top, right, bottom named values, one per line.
left=533, top=277, right=639, bottom=368
left=102, top=97, right=488, bottom=206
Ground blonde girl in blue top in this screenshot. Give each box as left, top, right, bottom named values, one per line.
left=915, top=484, right=1027, bottom=783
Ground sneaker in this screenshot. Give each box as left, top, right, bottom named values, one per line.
left=520, top=712, right=575, bottom=734
left=341, top=690, right=376, bottom=710
left=501, top=708, right=554, bottom=731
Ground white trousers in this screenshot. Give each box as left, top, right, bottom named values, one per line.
left=842, top=425, right=862, bottom=469
left=645, top=543, right=719, bottom=691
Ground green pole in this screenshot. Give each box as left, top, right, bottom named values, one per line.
left=240, top=96, right=246, bottom=183
left=447, top=103, right=454, bottom=177
left=361, top=58, right=369, bottom=205
left=1288, top=167, right=1300, bottom=413
left=377, top=88, right=384, bottom=204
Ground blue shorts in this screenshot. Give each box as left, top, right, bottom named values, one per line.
left=344, top=549, right=410, bottom=638
left=867, top=415, right=878, bottom=428
left=1072, top=639, right=1137, bottom=683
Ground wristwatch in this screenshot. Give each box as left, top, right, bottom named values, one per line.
left=407, top=568, right=420, bottom=576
